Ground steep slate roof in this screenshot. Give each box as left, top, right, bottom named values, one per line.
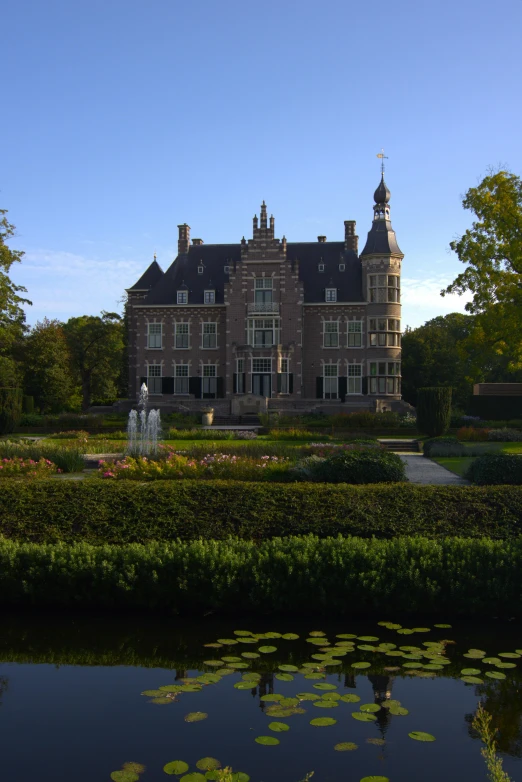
left=127, top=259, right=164, bottom=291
left=360, top=220, right=402, bottom=256
left=130, top=242, right=365, bottom=305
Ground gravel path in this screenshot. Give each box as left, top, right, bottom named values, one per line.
left=399, top=454, right=470, bottom=485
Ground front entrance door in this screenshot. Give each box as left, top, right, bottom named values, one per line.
left=252, top=374, right=271, bottom=397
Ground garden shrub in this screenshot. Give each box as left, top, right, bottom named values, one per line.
left=426, top=443, right=467, bottom=457
left=457, top=426, right=491, bottom=442
left=1, top=481, right=520, bottom=543
left=466, top=454, right=522, bottom=485
left=19, top=412, right=44, bottom=427
left=423, top=436, right=461, bottom=456
left=0, top=457, right=58, bottom=477
left=417, top=387, right=452, bottom=437
left=0, top=535, right=521, bottom=616
left=314, top=449, right=406, bottom=484
left=0, top=388, right=23, bottom=435
left=167, top=428, right=234, bottom=440
left=488, top=428, right=522, bottom=442
left=22, top=396, right=35, bottom=414
left=0, top=441, right=85, bottom=473
left=268, top=428, right=318, bottom=440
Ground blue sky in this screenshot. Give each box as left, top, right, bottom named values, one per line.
left=2, top=0, right=521, bottom=328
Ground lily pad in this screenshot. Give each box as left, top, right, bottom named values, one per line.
left=483, top=657, right=502, bottom=664
left=336, top=633, right=358, bottom=639
left=230, top=774, right=250, bottom=782
left=150, top=697, right=172, bottom=704
left=236, top=637, right=258, bottom=644
left=461, top=676, right=484, bottom=684
left=461, top=668, right=482, bottom=676
left=203, top=660, right=223, bottom=667
left=433, top=623, right=452, bottom=628
left=340, top=694, right=361, bottom=703
left=313, top=700, right=339, bottom=708
left=304, top=673, right=325, bottom=680
left=216, top=668, right=235, bottom=676
left=423, top=664, right=444, bottom=671
left=313, top=683, right=337, bottom=690
left=185, top=712, right=208, bottom=723
left=360, top=703, right=381, bottom=713
left=409, top=731, right=436, bottom=741
left=204, top=643, right=223, bottom=649
left=258, top=646, right=277, bottom=654
left=242, top=672, right=261, bottom=681
left=234, top=682, right=255, bottom=690
left=486, top=671, right=506, bottom=680
left=110, top=773, right=139, bottom=782
left=234, top=630, right=253, bottom=636
left=388, top=704, right=409, bottom=716
left=141, top=689, right=164, bottom=697
left=164, top=761, right=189, bottom=775
left=268, top=721, right=290, bottom=732
left=334, top=742, right=358, bottom=751
left=358, top=645, right=378, bottom=652
left=352, top=712, right=376, bottom=722
left=278, top=664, right=298, bottom=672
left=397, top=629, right=414, bottom=635
left=411, top=627, right=431, bottom=633
left=306, top=638, right=327, bottom=645
left=221, top=656, right=242, bottom=662
left=197, top=674, right=221, bottom=684
left=265, top=706, right=304, bottom=717
left=366, top=738, right=386, bottom=746
left=260, top=694, right=284, bottom=702
left=322, top=692, right=342, bottom=701
left=228, top=663, right=249, bottom=669
left=196, top=759, right=221, bottom=771
left=275, top=673, right=294, bottom=682
left=310, top=717, right=337, bottom=726
left=255, top=736, right=280, bottom=746
left=279, top=697, right=299, bottom=707
left=352, top=662, right=371, bottom=669
left=358, top=636, right=379, bottom=642
left=360, top=777, right=389, bottom=782
left=122, top=764, right=145, bottom=775
left=296, top=692, right=320, bottom=700
left=217, top=638, right=238, bottom=645
left=241, top=652, right=260, bottom=659
left=309, top=630, right=326, bottom=637
left=465, top=649, right=486, bottom=658
left=180, top=774, right=206, bottom=782
left=381, top=699, right=402, bottom=709
left=264, top=632, right=282, bottom=638
left=498, top=652, right=521, bottom=659
left=282, top=633, right=299, bottom=640
left=496, top=662, right=516, bottom=669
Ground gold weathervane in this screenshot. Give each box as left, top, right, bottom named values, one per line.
left=376, top=149, right=388, bottom=175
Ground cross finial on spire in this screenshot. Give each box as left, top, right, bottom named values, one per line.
left=376, top=148, right=388, bottom=176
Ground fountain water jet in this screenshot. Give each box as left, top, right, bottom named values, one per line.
left=127, top=383, right=162, bottom=455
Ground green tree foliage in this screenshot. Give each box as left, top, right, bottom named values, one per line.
left=416, top=387, right=452, bottom=437
left=0, top=388, right=23, bottom=434
left=63, top=312, right=124, bottom=410
left=443, top=170, right=522, bottom=371
left=22, top=319, right=76, bottom=413
left=0, top=211, right=31, bottom=385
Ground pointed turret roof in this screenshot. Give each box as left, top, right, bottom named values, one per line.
left=360, top=176, right=402, bottom=257
left=127, top=259, right=164, bottom=291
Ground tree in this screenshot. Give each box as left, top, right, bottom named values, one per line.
left=63, top=312, right=124, bottom=411
left=0, top=210, right=31, bottom=384
left=22, top=319, right=76, bottom=413
left=442, top=170, right=522, bottom=371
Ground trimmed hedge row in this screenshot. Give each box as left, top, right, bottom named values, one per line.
left=0, top=480, right=521, bottom=543
left=0, top=535, right=521, bottom=615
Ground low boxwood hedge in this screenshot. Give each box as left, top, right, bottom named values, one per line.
left=466, top=454, right=522, bottom=485
left=0, top=480, right=521, bottom=543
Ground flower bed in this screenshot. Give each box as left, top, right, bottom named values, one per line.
left=0, top=457, right=59, bottom=477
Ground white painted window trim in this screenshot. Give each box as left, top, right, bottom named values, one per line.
left=201, top=321, right=218, bottom=349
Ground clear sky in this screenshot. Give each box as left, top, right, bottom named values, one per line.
left=2, top=0, right=521, bottom=328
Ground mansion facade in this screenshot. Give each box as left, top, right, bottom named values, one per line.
left=126, top=175, right=404, bottom=411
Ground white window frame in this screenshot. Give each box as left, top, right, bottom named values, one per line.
left=368, top=317, right=401, bottom=348
left=174, top=322, right=189, bottom=349
left=224, top=265, right=230, bottom=274
left=202, top=364, right=217, bottom=398
left=368, top=274, right=400, bottom=303
left=368, top=361, right=401, bottom=395
left=339, top=263, right=345, bottom=272
left=248, top=318, right=280, bottom=348
left=177, top=290, right=188, bottom=304
left=147, top=322, right=162, bottom=349
left=347, top=320, right=362, bottom=348
left=174, top=364, right=189, bottom=395
left=202, top=321, right=217, bottom=349
left=197, top=266, right=204, bottom=275
left=318, top=263, right=325, bottom=272
left=147, top=364, right=162, bottom=394
left=204, top=290, right=215, bottom=304
left=323, top=320, right=339, bottom=348
left=252, top=358, right=272, bottom=374
left=323, top=364, right=338, bottom=400
left=347, top=364, right=362, bottom=394
left=325, top=288, right=337, bottom=302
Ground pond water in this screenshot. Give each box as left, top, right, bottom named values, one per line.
left=0, top=614, right=521, bottom=782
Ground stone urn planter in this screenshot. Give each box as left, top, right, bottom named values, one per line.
left=201, top=407, right=214, bottom=426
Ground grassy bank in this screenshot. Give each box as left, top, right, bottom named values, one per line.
left=0, top=481, right=521, bottom=542
left=0, top=535, right=521, bottom=615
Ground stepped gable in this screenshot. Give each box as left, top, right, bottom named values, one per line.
left=286, top=242, right=363, bottom=302
left=127, top=259, right=164, bottom=291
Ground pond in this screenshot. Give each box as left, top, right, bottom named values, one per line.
left=0, top=614, right=520, bottom=782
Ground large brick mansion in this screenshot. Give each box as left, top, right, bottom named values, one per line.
left=126, top=174, right=405, bottom=412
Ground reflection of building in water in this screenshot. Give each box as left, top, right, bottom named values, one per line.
left=344, top=672, right=356, bottom=689
left=368, top=673, right=395, bottom=736
left=174, top=669, right=188, bottom=681
left=256, top=673, right=275, bottom=711
left=0, top=677, right=8, bottom=705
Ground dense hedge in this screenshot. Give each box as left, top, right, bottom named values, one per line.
left=0, top=480, right=521, bottom=543
left=0, top=535, right=521, bottom=615
left=466, top=454, right=522, bottom=485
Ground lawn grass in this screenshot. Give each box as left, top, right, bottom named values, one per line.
left=433, top=456, right=475, bottom=477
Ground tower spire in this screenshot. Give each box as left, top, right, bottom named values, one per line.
left=376, top=148, right=388, bottom=177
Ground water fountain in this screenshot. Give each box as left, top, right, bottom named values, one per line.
left=127, top=383, right=162, bottom=455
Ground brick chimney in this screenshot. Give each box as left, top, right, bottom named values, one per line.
left=177, top=224, right=191, bottom=255
left=192, top=238, right=204, bottom=246
left=344, top=220, right=358, bottom=253
left=317, top=236, right=326, bottom=243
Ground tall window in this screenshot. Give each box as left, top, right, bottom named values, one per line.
left=368, top=274, right=400, bottom=303
left=323, top=365, right=338, bottom=399
left=254, top=277, right=273, bottom=304
left=368, top=318, right=401, bottom=347
left=325, top=288, right=337, bottom=302
left=147, top=323, right=162, bottom=349
left=177, top=290, right=188, bottom=304
left=147, top=364, right=162, bottom=394
left=347, top=364, right=362, bottom=394
left=174, top=364, right=189, bottom=394
left=236, top=358, right=245, bottom=394
left=347, top=321, right=362, bottom=347
left=280, top=357, right=290, bottom=394
left=248, top=318, right=280, bottom=347
left=202, top=322, right=217, bottom=348
left=202, top=364, right=217, bottom=398
left=204, top=290, right=215, bottom=304
left=369, top=362, right=401, bottom=395
left=175, top=322, right=189, bottom=349
left=252, top=358, right=272, bottom=373
left=323, top=321, right=339, bottom=347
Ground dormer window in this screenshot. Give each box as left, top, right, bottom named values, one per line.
left=318, top=264, right=325, bottom=272
left=177, top=291, right=188, bottom=304
left=339, top=264, right=345, bottom=272
left=325, top=288, right=337, bottom=303
left=204, top=290, right=215, bottom=304
left=198, top=266, right=204, bottom=275
left=224, top=265, right=230, bottom=274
